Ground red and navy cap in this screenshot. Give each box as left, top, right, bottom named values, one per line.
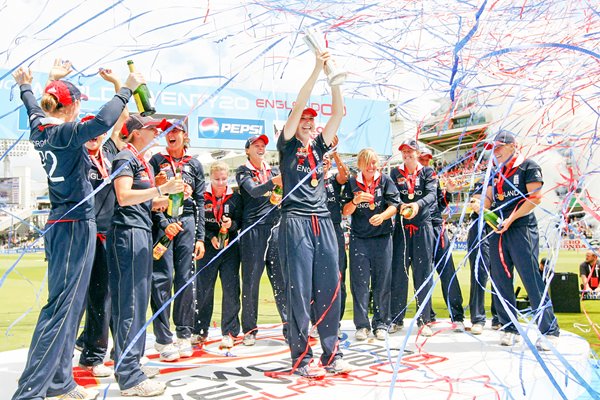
left=162, top=118, right=188, bottom=133
left=302, top=107, right=318, bottom=117
left=44, top=80, right=88, bottom=107
left=120, top=114, right=167, bottom=138
left=398, top=138, right=420, bottom=152
left=245, top=134, right=269, bottom=149
left=484, top=131, right=516, bottom=150
left=418, top=147, right=433, bottom=159
left=288, top=107, right=318, bottom=118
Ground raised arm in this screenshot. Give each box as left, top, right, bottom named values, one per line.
left=100, top=68, right=129, bottom=150
left=321, top=85, right=343, bottom=146
left=45, top=58, right=73, bottom=87
left=331, top=136, right=349, bottom=184
left=284, top=52, right=327, bottom=141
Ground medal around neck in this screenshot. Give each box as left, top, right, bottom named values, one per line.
left=303, top=27, right=347, bottom=86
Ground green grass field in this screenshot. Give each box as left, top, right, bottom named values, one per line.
left=1, top=251, right=599, bottom=352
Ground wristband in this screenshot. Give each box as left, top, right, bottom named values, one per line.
left=156, top=186, right=162, bottom=196
left=352, top=199, right=359, bottom=206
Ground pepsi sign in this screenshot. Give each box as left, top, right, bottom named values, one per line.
left=198, top=116, right=265, bottom=140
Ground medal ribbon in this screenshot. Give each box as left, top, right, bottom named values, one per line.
left=205, top=188, right=232, bottom=223
left=162, top=153, right=191, bottom=176
left=250, top=161, right=270, bottom=184
left=496, top=156, right=518, bottom=199
left=356, top=173, right=380, bottom=208
left=88, top=149, right=109, bottom=179
left=306, top=144, right=318, bottom=184
left=397, top=164, right=421, bottom=198
left=126, top=143, right=154, bottom=186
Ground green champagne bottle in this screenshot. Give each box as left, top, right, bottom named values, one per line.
left=217, top=226, right=229, bottom=250
left=483, top=208, right=501, bottom=231
left=126, top=60, right=156, bottom=116
left=269, top=185, right=283, bottom=205
left=152, top=233, right=173, bottom=260
left=167, top=168, right=184, bottom=218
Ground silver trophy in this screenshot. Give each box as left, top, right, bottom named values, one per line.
left=303, top=27, right=347, bottom=86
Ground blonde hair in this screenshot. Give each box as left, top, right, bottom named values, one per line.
left=210, top=161, right=230, bottom=176
left=41, top=93, right=78, bottom=121
left=357, top=148, right=379, bottom=171
left=40, top=93, right=61, bottom=113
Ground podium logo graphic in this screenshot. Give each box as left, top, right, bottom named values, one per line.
left=198, top=117, right=265, bottom=140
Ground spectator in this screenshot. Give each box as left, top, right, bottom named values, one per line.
left=580, top=250, right=600, bottom=292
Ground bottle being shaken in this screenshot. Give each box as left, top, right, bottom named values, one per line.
left=217, top=226, right=229, bottom=250
left=167, top=167, right=184, bottom=218
left=126, top=60, right=156, bottom=116
left=482, top=208, right=502, bottom=231
left=269, top=185, right=283, bottom=205
left=467, top=197, right=502, bottom=231
left=153, top=232, right=174, bottom=260
left=217, top=208, right=231, bottom=250
left=401, top=205, right=414, bottom=219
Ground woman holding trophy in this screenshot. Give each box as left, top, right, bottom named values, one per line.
left=277, top=28, right=351, bottom=378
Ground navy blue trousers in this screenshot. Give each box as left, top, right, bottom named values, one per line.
left=467, top=222, right=499, bottom=325
left=432, top=224, right=464, bottom=322
left=310, top=222, right=347, bottom=325
left=13, top=220, right=95, bottom=400
left=78, top=234, right=111, bottom=367
left=489, top=223, right=559, bottom=336
left=349, top=234, right=392, bottom=331
left=108, top=225, right=153, bottom=391
left=150, top=214, right=196, bottom=344
left=279, top=214, right=342, bottom=368
left=195, top=241, right=241, bottom=337
left=240, top=222, right=287, bottom=337
left=391, top=220, right=434, bottom=325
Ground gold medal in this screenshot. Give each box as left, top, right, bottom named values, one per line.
left=408, top=193, right=414, bottom=200
left=369, top=203, right=375, bottom=210
left=498, top=193, right=505, bottom=201
left=310, top=178, right=319, bottom=187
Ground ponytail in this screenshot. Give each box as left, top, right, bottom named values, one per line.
left=40, top=93, right=61, bottom=113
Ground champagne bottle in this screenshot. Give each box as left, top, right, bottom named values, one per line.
left=152, top=233, right=173, bottom=260
left=126, top=60, right=156, bottom=116
left=167, top=168, right=184, bottom=218
left=270, top=185, right=283, bottom=205
left=401, top=206, right=413, bottom=218
left=482, top=208, right=502, bottom=231
left=217, top=226, right=229, bottom=250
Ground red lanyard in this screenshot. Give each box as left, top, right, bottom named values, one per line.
left=250, top=161, right=270, bottom=184
left=88, top=149, right=109, bottom=179
left=306, top=144, right=318, bottom=186
left=397, top=164, right=421, bottom=199
left=588, top=262, right=598, bottom=277
left=356, top=173, right=380, bottom=207
left=126, top=144, right=154, bottom=186
left=206, top=188, right=232, bottom=222
left=162, top=153, right=190, bottom=176
left=496, top=157, right=518, bottom=200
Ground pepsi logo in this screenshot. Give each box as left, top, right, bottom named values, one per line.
left=199, top=118, right=220, bottom=139
left=197, top=116, right=266, bottom=140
